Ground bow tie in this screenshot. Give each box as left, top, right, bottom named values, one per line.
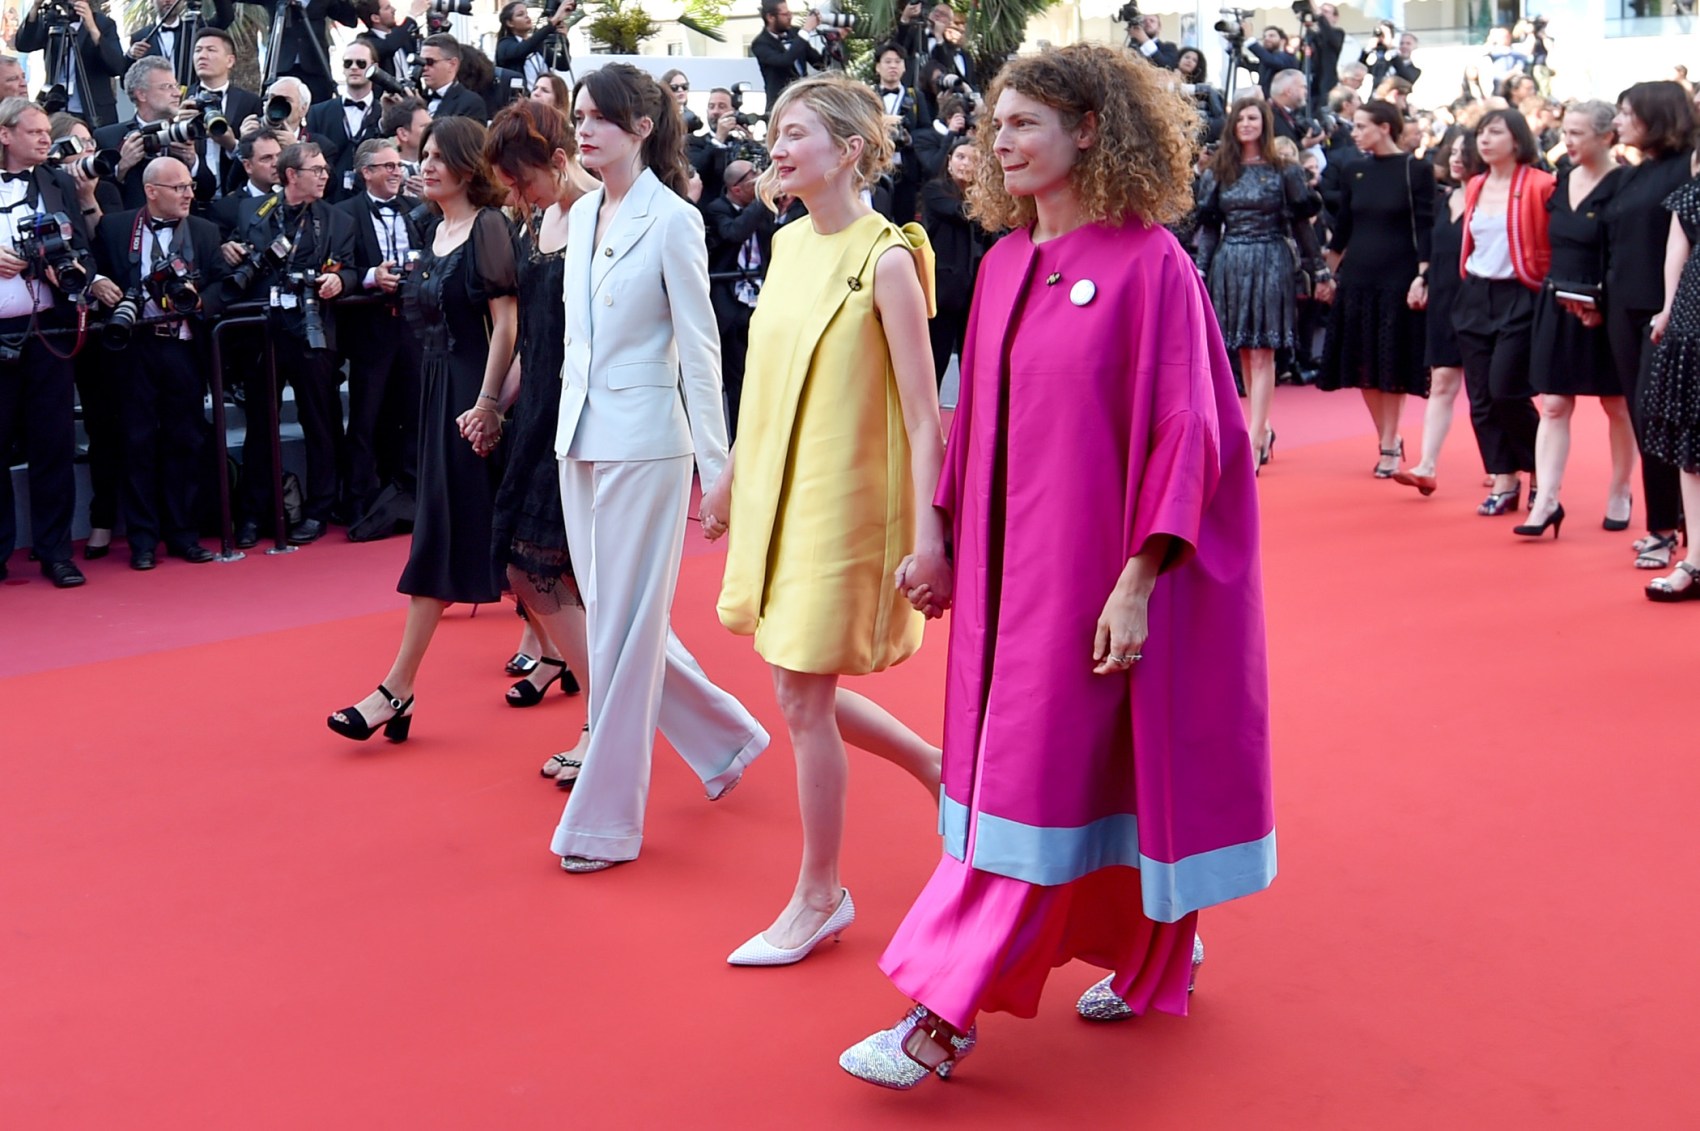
left=372, top=198, right=401, bottom=213
left=345, top=98, right=369, bottom=109
left=147, top=216, right=176, bottom=232
left=0, top=170, right=29, bottom=183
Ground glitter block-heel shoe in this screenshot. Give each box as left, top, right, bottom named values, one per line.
left=1076, top=934, right=1206, bottom=1021
left=839, top=1006, right=977, bottom=1089
left=727, top=889, right=854, bottom=966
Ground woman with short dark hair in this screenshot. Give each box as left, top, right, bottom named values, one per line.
left=1603, top=81, right=1698, bottom=569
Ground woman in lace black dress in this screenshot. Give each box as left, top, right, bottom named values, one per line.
left=327, top=117, right=519, bottom=743
left=1194, top=96, right=1328, bottom=469
left=1522, top=101, right=1633, bottom=539
left=1641, top=170, right=1700, bottom=601
left=482, top=100, right=603, bottom=780
left=1322, top=99, right=1433, bottom=480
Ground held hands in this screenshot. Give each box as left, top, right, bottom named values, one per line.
left=699, top=475, right=730, bottom=541
left=1092, top=580, right=1149, bottom=676
left=894, top=548, right=952, bottom=620
left=456, top=405, right=502, bottom=456
left=1313, top=278, right=1336, bottom=304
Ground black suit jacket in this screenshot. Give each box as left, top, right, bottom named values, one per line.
left=93, top=117, right=199, bottom=211
left=305, top=95, right=386, bottom=202
left=226, top=194, right=360, bottom=350
left=123, top=0, right=238, bottom=81
left=427, top=83, right=489, bottom=123
left=1132, top=37, right=1181, bottom=69
left=246, top=0, right=359, bottom=90
left=702, top=193, right=775, bottom=319
left=93, top=209, right=230, bottom=319
left=190, top=86, right=262, bottom=204
left=1302, top=15, right=1344, bottom=105
left=337, top=190, right=422, bottom=275
left=912, top=121, right=964, bottom=183
left=210, top=185, right=272, bottom=239
left=16, top=9, right=126, bottom=128
left=363, top=17, right=421, bottom=78
left=751, top=28, right=823, bottom=111
left=1245, top=42, right=1299, bottom=96
left=920, top=178, right=988, bottom=315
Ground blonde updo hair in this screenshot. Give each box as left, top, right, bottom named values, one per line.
left=756, top=75, right=894, bottom=213
left=969, top=43, right=1198, bottom=231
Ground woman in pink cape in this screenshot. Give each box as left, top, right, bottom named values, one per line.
left=839, top=45, right=1277, bottom=1088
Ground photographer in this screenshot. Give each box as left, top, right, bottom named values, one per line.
left=418, top=34, right=486, bottom=121
left=0, top=97, right=119, bottom=588
left=16, top=0, right=126, bottom=129
left=223, top=140, right=358, bottom=545
left=1361, top=22, right=1419, bottom=89
left=91, top=157, right=227, bottom=570
left=188, top=29, right=261, bottom=203
left=125, top=0, right=236, bottom=79
left=354, top=0, right=423, bottom=79
left=1242, top=21, right=1298, bottom=98
left=1295, top=2, right=1343, bottom=112
left=871, top=42, right=922, bottom=223
left=304, top=39, right=388, bottom=202
left=336, top=137, right=422, bottom=526
left=912, top=90, right=967, bottom=181
left=211, top=127, right=282, bottom=237
left=1174, top=47, right=1224, bottom=144
left=495, top=1, right=574, bottom=87
left=702, top=158, right=773, bottom=440
left=236, top=76, right=310, bottom=143
left=752, top=1, right=823, bottom=111
left=1126, top=12, right=1179, bottom=71
left=242, top=0, right=360, bottom=105
left=93, top=56, right=200, bottom=210
left=1269, top=69, right=1321, bottom=151
left=918, top=9, right=976, bottom=120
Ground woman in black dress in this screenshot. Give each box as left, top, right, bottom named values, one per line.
left=1396, top=128, right=1475, bottom=496
left=1603, top=82, right=1697, bottom=569
left=482, top=100, right=602, bottom=780
left=1642, top=170, right=1700, bottom=600
left=1195, top=96, right=1328, bottom=469
left=920, top=137, right=991, bottom=385
left=1521, top=101, right=1633, bottom=538
left=1321, top=99, right=1432, bottom=480
left=327, top=117, right=519, bottom=742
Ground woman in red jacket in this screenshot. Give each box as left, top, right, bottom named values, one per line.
left=1453, top=109, right=1555, bottom=516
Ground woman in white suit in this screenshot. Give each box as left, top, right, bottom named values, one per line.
left=551, top=63, right=769, bottom=873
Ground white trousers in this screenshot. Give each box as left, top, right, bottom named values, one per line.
left=551, top=455, right=768, bottom=861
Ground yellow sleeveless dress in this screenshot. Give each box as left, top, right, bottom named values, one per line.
left=717, top=211, right=936, bottom=675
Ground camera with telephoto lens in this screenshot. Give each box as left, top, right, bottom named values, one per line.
left=1116, top=2, right=1140, bottom=24
left=265, top=94, right=294, bottom=127
left=812, top=6, right=856, bottom=30
left=369, top=67, right=411, bottom=98
left=281, top=268, right=329, bottom=351
left=430, top=0, right=473, bottom=14
left=228, top=234, right=294, bottom=294
left=101, top=287, right=145, bottom=348
left=1291, top=0, right=1314, bottom=21
left=147, top=254, right=202, bottom=314
left=46, top=136, right=117, bottom=180
left=136, top=117, right=205, bottom=157
left=190, top=90, right=232, bottom=138
left=15, top=211, right=92, bottom=298
left=1214, top=6, right=1253, bottom=41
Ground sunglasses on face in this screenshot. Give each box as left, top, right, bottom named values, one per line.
left=669, top=83, right=689, bottom=92
left=344, top=58, right=371, bottom=69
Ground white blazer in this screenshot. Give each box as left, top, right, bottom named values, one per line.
left=555, top=167, right=730, bottom=489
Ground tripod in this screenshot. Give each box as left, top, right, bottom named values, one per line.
left=262, top=0, right=334, bottom=96
left=138, top=0, right=203, bottom=89
left=39, top=14, right=95, bottom=120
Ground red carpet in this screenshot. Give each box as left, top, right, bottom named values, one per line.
left=3, top=390, right=1697, bottom=1127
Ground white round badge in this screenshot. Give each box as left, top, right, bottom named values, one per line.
left=1069, top=279, right=1096, bottom=307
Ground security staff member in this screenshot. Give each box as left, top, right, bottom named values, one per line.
left=338, top=137, right=422, bottom=527
left=92, top=157, right=228, bottom=569
left=0, top=98, right=122, bottom=586
left=224, top=141, right=358, bottom=545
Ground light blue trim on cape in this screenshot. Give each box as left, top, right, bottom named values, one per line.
left=938, top=791, right=1277, bottom=924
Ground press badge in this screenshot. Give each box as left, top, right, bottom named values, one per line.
left=270, top=286, right=298, bottom=309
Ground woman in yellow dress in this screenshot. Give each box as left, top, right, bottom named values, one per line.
left=700, top=75, right=950, bottom=966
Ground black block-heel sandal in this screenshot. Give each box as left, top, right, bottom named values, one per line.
left=508, top=656, right=574, bottom=707
left=327, top=683, right=414, bottom=742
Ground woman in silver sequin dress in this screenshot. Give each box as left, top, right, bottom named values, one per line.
left=1194, top=96, right=1329, bottom=470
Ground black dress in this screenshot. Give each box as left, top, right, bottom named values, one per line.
left=1529, top=167, right=1623, bottom=398
left=1642, top=178, right=1700, bottom=473
left=396, top=208, right=516, bottom=604
left=1194, top=162, right=1322, bottom=351
left=1425, top=186, right=1464, bottom=369
left=1320, top=152, right=1433, bottom=396
left=489, top=221, right=580, bottom=602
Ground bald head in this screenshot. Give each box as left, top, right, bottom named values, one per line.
left=724, top=159, right=757, bottom=206
left=142, top=156, right=196, bottom=220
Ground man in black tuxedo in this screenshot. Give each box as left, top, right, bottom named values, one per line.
left=224, top=141, right=359, bottom=545
left=912, top=92, right=968, bottom=182
left=188, top=28, right=261, bottom=206
left=752, top=0, right=823, bottom=112
left=1298, top=2, right=1345, bottom=114
left=93, top=57, right=200, bottom=213
left=0, top=99, right=123, bottom=587
left=419, top=34, right=488, bottom=121
left=1126, top=13, right=1180, bottom=69
left=1242, top=21, right=1299, bottom=97
left=354, top=0, right=422, bottom=79
left=211, top=128, right=283, bottom=237
left=15, top=0, right=126, bottom=129
left=246, top=0, right=360, bottom=104
left=305, top=39, right=389, bottom=202
left=702, top=160, right=774, bottom=441
left=92, top=157, right=229, bottom=569
left=871, top=42, right=923, bottom=224
left=337, top=136, right=422, bottom=523
left=124, top=0, right=236, bottom=81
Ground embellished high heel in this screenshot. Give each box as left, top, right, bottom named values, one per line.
left=839, top=1005, right=978, bottom=1089
left=1634, top=532, right=1680, bottom=570
left=1373, top=438, right=1405, bottom=479
left=1477, top=486, right=1521, bottom=516
left=1512, top=503, right=1565, bottom=540
left=1646, top=560, right=1700, bottom=603
left=726, top=888, right=855, bottom=966
left=504, top=651, right=538, bottom=677
left=327, top=683, right=414, bottom=743
left=1076, top=934, right=1206, bottom=1021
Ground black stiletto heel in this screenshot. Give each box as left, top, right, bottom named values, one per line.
left=1513, top=503, right=1565, bottom=539
left=327, top=683, right=415, bottom=742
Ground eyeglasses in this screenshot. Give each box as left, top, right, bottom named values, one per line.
left=344, top=59, right=372, bottom=69
left=669, top=83, right=689, bottom=92
left=364, top=161, right=403, bottom=172
left=300, top=165, right=331, bottom=176
left=152, top=183, right=196, bottom=193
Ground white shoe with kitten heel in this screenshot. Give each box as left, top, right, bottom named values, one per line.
left=726, top=889, right=855, bottom=966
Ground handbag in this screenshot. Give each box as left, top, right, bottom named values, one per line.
left=1548, top=279, right=1604, bottom=308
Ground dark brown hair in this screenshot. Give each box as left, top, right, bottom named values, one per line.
left=572, top=62, right=690, bottom=198
left=419, top=116, right=508, bottom=209
left=1619, top=80, right=1696, bottom=158
left=1356, top=98, right=1404, bottom=140
left=1474, top=107, right=1540, bottom=166
left=1209, top=96, right=1283, bottom=187
left=485, top=98, right=576, bottom=183
left=533, top=73, right=570, bottom=111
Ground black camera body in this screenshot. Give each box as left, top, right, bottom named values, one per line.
left=190, top=90, right=232, bottom=138
left=1116, top=2, right=1141, bottom=25
left=136, top=117, right=205, bottom=157
left=369, top=67, right=412, bottom=98
left=15, top=211, right=92, bottom=299
left=147, top=254, right=202, bottom=314
left=229, top=234, right=294, bottom=295
left=46, top=137, right=116, bottom=180
left=280, top=267, right=328, bottom=350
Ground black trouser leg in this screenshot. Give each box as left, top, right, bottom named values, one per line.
left=929, top=308, right=967, bottom=387
left=0, top=336, right=77, bottom=564
left=343, top=329, right=399, bottom=510
left=276, top=336, right=342, bottom=523
left=152, top=338, right=206, bottom=549
left=74, top=352, right=122, bottom=530
left=1454, top=277, right=1537, bottom=476
left=380, top=331, right=422, bottom=496
left=720, top=308, right=750, bottom=443
left=1610, top=305, right=1685, bottom=532
left=119, top=343, right=164, bottom=553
